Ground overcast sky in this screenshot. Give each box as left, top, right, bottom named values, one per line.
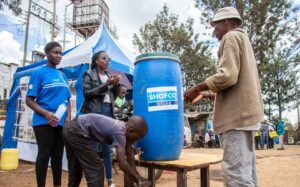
left=106, top=0, right=206, bottom=53
left=1, top=0, right=299, bottom=62
left=0, top=0, right=207, bottom=63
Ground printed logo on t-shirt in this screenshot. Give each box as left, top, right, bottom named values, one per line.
left=28, top=84, right=33, bottom=90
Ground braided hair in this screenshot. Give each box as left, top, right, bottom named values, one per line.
left=91, top=51, right=106, bottom=69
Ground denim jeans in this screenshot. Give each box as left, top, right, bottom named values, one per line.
left=100, top=103, right=113, bottom=182
left=261, top=132, right=268, bottom=149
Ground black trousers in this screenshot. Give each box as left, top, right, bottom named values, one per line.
left=268, top=136, right=274, bottom=149
left=33, top=125, right=64, bottom=187
left=254, top=136, right=262, bottom=150
left=63, top=118, right=104, bottom=187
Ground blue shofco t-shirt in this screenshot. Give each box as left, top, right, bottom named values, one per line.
left=26, top=66, right=71, bottom=126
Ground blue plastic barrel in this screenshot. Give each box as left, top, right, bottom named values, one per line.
left=134, top=52, right=184, bottom=161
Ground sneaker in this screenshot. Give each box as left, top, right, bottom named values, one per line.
left=277, top=147, right=284, bottom=150
left=109, top=184, right=116, bottom=187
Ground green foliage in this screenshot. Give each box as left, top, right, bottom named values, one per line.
left=132, top=5, right=217, bottom=112
left=195, top=0, right=300, bottom=64
left=194, top=0, right=300, bottom=118
left=0, top=0, right=22, bottom=15
left=260, top=54, right=297, bottom=119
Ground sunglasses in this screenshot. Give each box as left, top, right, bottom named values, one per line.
left=101, top=57, right=111, bottom=61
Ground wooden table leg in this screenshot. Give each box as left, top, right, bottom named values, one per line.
left=200, top=166, right=210, bottom=187
left=148, top=168, right=155, bottom=187
left=177, top=170, right=187, bottom=187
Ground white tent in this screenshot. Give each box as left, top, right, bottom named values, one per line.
left=58, top=20, right=135, bottom=75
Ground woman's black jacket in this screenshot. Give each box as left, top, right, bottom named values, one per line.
left=81, top=68, right=119, bottom=114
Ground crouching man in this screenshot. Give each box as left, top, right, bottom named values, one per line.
left=63, top=113, right=148, bottom=187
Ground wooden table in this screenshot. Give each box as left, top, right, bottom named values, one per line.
left=125, top=152, right=222, bottom=187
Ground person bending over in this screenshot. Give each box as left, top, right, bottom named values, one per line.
left=63, top=113, right=148, bottom=187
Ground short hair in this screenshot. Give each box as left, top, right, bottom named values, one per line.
left=44, top=41, right=61, bottom=53
left=91, top=51, right=106, bottom=69
left=128, top=115, right=148, bottom=133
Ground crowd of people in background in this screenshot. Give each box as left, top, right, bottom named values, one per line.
left=254, top=117, right=286, bottom=150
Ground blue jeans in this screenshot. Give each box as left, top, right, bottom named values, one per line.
left=100, top=103, right=113, bottom=182
left=262, top=133, right=268, bottom=148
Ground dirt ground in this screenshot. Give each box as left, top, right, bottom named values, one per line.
left=1, top=145, right=300, bottom=187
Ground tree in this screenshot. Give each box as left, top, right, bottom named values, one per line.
left=194, top=0, right=300, bottom=117
left=261, top=53, right=297, bottom=119
left=195, top=0, right=299, bottom=64
left=0, top=0, right=22, bottom=15
left=133, top=5, right=217, bottom=111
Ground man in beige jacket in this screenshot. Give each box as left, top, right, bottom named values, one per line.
left=184, top=7, right=264, bottom=187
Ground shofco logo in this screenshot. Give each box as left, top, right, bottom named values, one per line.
left=147, top=91, right=177, bottom=102
left=146, top=86, right=179, bottom=112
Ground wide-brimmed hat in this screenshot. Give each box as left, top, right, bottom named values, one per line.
left=210, top=7, right=243, bottom=26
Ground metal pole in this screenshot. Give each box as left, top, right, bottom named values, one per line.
left=63, top=3, right=72, bottom=50
left=51, top=0, right=56, bottom=41
left=22, top=0, right=32, bottom=66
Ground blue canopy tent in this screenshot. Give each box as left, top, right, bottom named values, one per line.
left=1, top=21, right=135, bottom=166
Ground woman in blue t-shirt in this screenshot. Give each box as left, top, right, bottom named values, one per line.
left=26, top=41, right=71, bottom=187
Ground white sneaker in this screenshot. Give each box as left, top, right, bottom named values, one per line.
left=109, top=184, right=116, bottom=187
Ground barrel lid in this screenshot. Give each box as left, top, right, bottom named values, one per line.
left=135, top=52, right=180, bottom=64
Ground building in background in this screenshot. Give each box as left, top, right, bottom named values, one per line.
left=31, top=50, right=45, bottom=63
left=0, top=61, right=18, bottom=120
left=0, top=61, right=18, bottom=100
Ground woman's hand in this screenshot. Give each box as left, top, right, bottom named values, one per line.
left=45, top=111, right=59, bottom=127
left=107, top=75, right=121, bottom=85
left=26, top=96, right=60, bottom=127
left=112, top=75, right=122, bottom=85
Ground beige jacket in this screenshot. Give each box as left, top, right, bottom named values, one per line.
left=205, top=28, right=264, bottom=134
